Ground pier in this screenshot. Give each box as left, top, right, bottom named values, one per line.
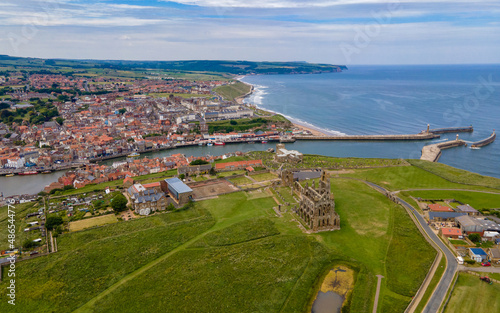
left=471, top=131, right=496, bottom=148
left=295, top=133, right=440, bottom=141
left=420, top=135, right=467, bottom=162
left=425, top=125, right=473, bottom=134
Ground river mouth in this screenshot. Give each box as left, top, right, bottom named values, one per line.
left=311, top=265, right=354, bottom=313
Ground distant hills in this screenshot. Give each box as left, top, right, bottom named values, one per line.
left=0, top=55, right=347, bottom=76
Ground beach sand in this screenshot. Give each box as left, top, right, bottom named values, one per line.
left=292, top=123, right=328, bottom=136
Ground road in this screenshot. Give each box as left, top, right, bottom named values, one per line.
left=458, top=265, right=500, bottom=273
left=366, top=182, right=457, bottom=313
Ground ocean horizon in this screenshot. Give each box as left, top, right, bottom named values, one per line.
left=241, top=64, right=500, bottom=178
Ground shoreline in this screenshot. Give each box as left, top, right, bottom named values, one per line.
left=236, top=76, right=338, bottom=137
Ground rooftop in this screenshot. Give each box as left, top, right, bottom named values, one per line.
left=469, top=248, right=487, bottom=256
left=164, top=177, right=193, bottom=194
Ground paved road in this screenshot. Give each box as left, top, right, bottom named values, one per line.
left=458, top=265, right=500, bottom=273
left=366, top=182, right=458, bottom=313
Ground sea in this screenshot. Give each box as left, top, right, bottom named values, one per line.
left=1, top=65, right=499, bottom=197
left=241, top=64, right=500, bottom=179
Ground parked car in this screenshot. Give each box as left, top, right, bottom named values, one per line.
left=481, top=262, right=491, bottom=267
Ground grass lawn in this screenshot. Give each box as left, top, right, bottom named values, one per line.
left=216, top=170, right=246, bottom=178
left=444, top=273, right=500, bottom=313
left=228, top=176, right=253, bottom=186
left=250, top=172, right=278, bottom=182
left=68, top=214, right=118, bottom=232
left=341, top=165, right=497, bottom=192
left=213, top=81, right=251, bottom=101
left=449, top=240, right=469, bottom=245
left=0, top=175, right=437, bottom=313
left=402, top=190, right=500, bottom=211
left=408, top=159, right=500, bottom=190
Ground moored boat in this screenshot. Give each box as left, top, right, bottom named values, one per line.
left=128, top=152, right=140, bottom=157
left=6, top=173, right=15, bottom=177
left=207, top=143, right=213, bottom=146
left=18, top=171, right=38, bottom=175
left=214, top=142, right=225, bottom=146
left=261, top=140, right=268, bottom=144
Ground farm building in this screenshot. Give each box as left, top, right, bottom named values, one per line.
left=455, top=204, right=479, bottom=216
left=455, top=215, right=484, bottom=234
left=469, top=248, right=488, bottom=262
left=161, top=177, right=193, bottom=205
left=439, top=227, right=463, bottom=239
left=428, top=212, right=465, bottom=222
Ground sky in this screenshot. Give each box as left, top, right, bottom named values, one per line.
left=0, top=0, right=499, bottom=65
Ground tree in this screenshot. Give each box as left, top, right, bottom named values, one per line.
left=230, top=120, right=237, bottom=125
left=190, top=159, right=209, bottom=165
left=209, top=167, right=216, bottom=176
left=56, top=117, right=64, bottom=125
left=46, top=216, right=64, bottom=230
left=179, top=174, right=185, bottom=180
left=118, top=108, right=127, bottom=114
left=469, top=233, right=481, bottom=243
left=111, top=193, right=128, bottom=212
left=22, top=239, right=40, bottom=249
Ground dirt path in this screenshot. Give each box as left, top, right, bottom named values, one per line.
left=73, top=228, right=214, bottom=313
left=373, top=275, right=384, bottom=313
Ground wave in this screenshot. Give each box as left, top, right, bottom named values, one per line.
left=240, top=80, right=347, bottom=136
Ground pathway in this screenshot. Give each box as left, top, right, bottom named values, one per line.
left=364, top=182, right=458, bottom=313
left=372, top=275, right=384, bottom=313
left=73, top=227, right=214, bottom=313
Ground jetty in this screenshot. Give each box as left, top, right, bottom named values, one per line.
left=420, top=135, right=467, bottom=162
left=425, top=125, right=473, bottom=134
left=295, top=133, right=440, bottom=141
left=471, top=131, right=496, bottom=148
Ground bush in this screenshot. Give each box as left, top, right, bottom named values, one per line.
left=190, top=159, right=209, bottom=166
left=465, top=260, right=475, bottom=265
left=46, top=216, right=64, bottom=230
left=22, top=239, right=40, bottom=249
left=111, top=193, right=128, bottom=212
left=469, top=233, right=481, bottom=243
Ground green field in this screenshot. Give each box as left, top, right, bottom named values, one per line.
left=0, top=176, right=436, bottom=313
left=229, top=176, right=254, bottom=186
left=68, top=214, right=118, bottom=232
left=250, top=172, right=278, bottom=182
left=444, top=273, right=500, bottom=313
left=213, top=81, right=252, bottom=101
left=402, top=190, right=500, bottom=211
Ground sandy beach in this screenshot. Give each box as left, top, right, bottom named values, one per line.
left=292, top=122, right=329, bottom=136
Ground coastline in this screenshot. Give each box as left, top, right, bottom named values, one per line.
left=236, top=76, right=338, bottom=137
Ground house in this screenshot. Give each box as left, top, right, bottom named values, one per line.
left=428, top=212, right=466, bottom=222
left=455, top=204, right=479, bottom=216
left=428, top=203, right=454, bottom=212
left=488, top=248, right=500, bottom=263
left=439, top=227, right=463, bottom=239
left=142, top=182, right=162, bottom=193
left=161, top=177, right=193, bottom=205
left=483, top=231, right=500, bottom=241
left=177, top=164, right=212, bottom=175
left=127, top=184, right=167, bottom=216
left=469, top=248, right=488, bottom=262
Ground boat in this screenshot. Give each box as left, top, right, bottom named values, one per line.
left=42, top=170, right=52, bottom=174
left=6, top=174, right=15, bottom=177
left=128, top=152, right=140, bottom=157
left=214, top=142, right=225, bottom=146
left=198, top=143, right=204, bottom=146
left=261, top=140, right=268, bottom=144
left=207, top=142, right=213, bottom=146
left=470, top=147, right=481, bottom=150
left=248, top=141, right=255, bottom=144
left=18, top=171, right=38, bottom=175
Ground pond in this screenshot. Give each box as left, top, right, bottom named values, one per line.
left=311, top=266, right=354, bottom=313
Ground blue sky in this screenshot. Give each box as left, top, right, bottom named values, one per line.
left=0, top=0, right=499, bottom=64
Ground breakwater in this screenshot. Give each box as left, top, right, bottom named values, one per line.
left=471, top=131, right=496, bottom=148
left=420, top=138, right=467, bottom=162
left=295, top=133, right=440, bottom=141
left=426, top=126, right=473, bottom=134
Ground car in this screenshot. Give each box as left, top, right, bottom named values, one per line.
left=481, top=262, right=491, bottom=267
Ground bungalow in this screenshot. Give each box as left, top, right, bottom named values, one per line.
left=455, top=204, right=479, bottom=216
left=439, top=227, right=463, bottom=239
left=488, top=248, right=500, bottom=263
left=469, top=248, right=488, bottom=262
left=428, top=203, right=454, bottom=212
